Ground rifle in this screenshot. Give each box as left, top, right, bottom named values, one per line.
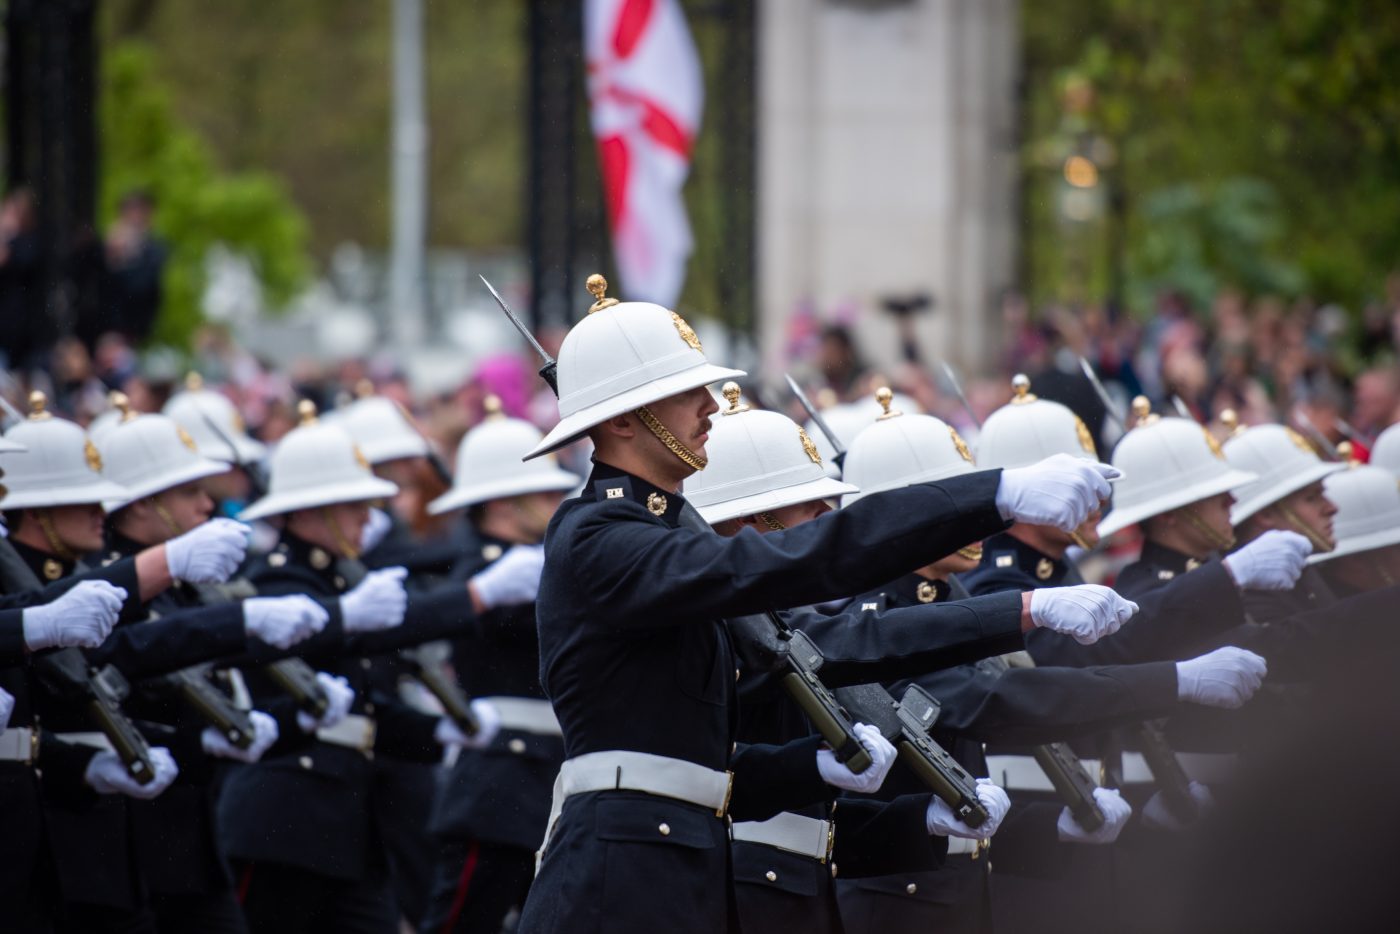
left=264, top=658, right=330, bottom=719
left=484, top=278, right=870, bottom=772
left=1132, top=719, right=1198, bottom=822
left=34, top=650, right=158, bottom=785
left=402, top=645, right=480, bottom=737
left=165, top=665, right=256, bottom=749
left=836, top=682, right=988, bottom=827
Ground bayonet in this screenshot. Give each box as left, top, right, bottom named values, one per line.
left=481, top=275, right=558, bottom=394
left=783, top=374, right=845, bottom=466
left=938, top=361, right=982, bottom=430
left=1170, top=395, right=1194, bottom=421
left=1078, top=356, right=1126, bottom=431
left=1292, top=408, right=1341, bottom=460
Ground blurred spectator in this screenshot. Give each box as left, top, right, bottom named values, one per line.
left=103, top=189, right=168, bottom=344
left=0, top=189, right=43, bottom=368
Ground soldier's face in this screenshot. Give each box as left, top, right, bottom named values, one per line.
left=201, top=467, right=250, bottom=504
left=374, top=457, right=421, bottom=489
left=512, top=491, right=567, bottom=540
left=642, top=387, right=718, bottom=462
left=1268, top=481, right=1338, bottom=551
left=47, top=503, right=107, bottom=554
left=154, top=481, right=216, bottom=534
left=766, top=499, right=832, bottom=530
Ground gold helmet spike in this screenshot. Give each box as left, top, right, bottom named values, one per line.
left=28, top=390, right=51, bottom=420
left=720, top=382, right=750, bottom=416
left=875, top=386, right=902, bottom=421
left=586, top=274, right=619, bottom=314
left=1219, top=409, right=1244, bottom=437
left=482, top=394, right=506, bottom=420
left=1337, top=440, right=1359, bottom=467
left=110, top=391, right=137, bottom=423
left=297, top=399, right=319, bottom=426
left=184, top=371, right=205, bottom=392
left=1131, top=395, right=1158, bottom=427
left=1010, top=374, right=1038, bottom=404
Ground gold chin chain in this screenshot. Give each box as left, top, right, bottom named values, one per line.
left=150, top=496, right=184, bottom=538
left=1278, top=505, right=1333, bottom=553
left=34, top=510, right=76, bottom=562
left=957, top=544, right=984, bottom=562
left=1182, top=505, right=1234, bottom=551
left=320, top=507, right=362, bottom=560
left=757, top=512, right=786, bottom=531
left=634, top=406, right=707, bottom=472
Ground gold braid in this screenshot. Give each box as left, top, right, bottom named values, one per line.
left=634, top=406, right=707, bottom=471
left=320, top=507, right=362, bottom=560
left=1278, top=504, right=1333, bottom=554
left=756, top=512, right=786, bottom=531
left=1181, top=504, right=1234, bottom=551
left=149, top=496, right=185, bottom=538
left=34, top=510, right=76, bottom=562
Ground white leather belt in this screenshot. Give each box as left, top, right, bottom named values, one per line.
left=482, top=696, right=561, bottom=736
left=1176, top=752, right=1239, bottom=784
left=54, top=731, right=115, bottom=753
left=733, top=811, right=834, bottom=862
left=538, top=751, right=733, bottom=871
left=986, top=754, right=1104, bottom=792
left=947, top=836, right=987, bottom=856
left=315, top=714, right=376, bottom=755
left=0, top=727, right=38, bottom=763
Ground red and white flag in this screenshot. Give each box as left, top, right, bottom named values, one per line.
left=584, top=0, right=703, bottom=307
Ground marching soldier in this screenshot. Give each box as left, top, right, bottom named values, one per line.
left=417, top=397, right=577, bottom=933
left=512, top=277, right=1124, bottom=934
left=164, top=373, right=268, bottom=520
left=1308, top=447, right=1400, bottom=595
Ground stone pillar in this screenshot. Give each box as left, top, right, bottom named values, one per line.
left=757, top=0, right=1019, bottom=378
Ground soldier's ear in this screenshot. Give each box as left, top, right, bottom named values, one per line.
left=598, top=414, right=637, bottom=440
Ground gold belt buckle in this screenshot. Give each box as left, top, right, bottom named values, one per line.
left=716, top=770, right=734, bottom=818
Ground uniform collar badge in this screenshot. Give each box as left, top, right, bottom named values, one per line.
left=1035, top=557, right=1055, bottom=581
left=1185, top=558, right=1202, bottom=572
left=605, top=486, right=624, bottom=499
left=310, top=547, right=332, bottom=570
left=1157, top=569, right=1175, bottom=581
left=646, top=492, right=668, bottom=517
left=916, top=581, right=938, bottom=603
left=482, top=543, right=504, bottom=562
left=995, top=554, right=1014, bottom=568
left=42, top=558, right=63, bottom=581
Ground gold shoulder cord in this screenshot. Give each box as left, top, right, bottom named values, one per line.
left=634, top=405, right=707, bottom=472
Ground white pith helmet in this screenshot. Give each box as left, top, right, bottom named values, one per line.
left=1309, top=452, right=1400, bottom=564
left=0, top=392, right=129, bottom=510
left=338, top=384, right=431, bottom=465
left=1222, top=413, right=1345, bottom=525
left=97, top=392, right=231, bottom=512
left=683, top=383, right=856, bottom=525
left=841, top=387, right=977, bottom=507
left=1369, top=422, right=1400, bottom=478
left=523, top=274, right=745, bottom=460
left=802, top=391, right=922, bottom=467
left=428, top=396, right=580, bottom=515
left=239, top=400, right=398, bottom=521
left=975, top=374, right=1099, bottom=469
left=163, top=372, right=267, bottom=465
left=1097, top=397, right=1258, bottom=537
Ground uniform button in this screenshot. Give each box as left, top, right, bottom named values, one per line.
left=830, top=863, right=838, bottom=878
left=906, top=883, right=918, bottom=895
left=334, top=575, right=347, bottom=589
left=361, top=658, right=372, bottom=670
left=765, top=871, right=777, bottom=883
left=299, top=756, right=313, bottom=770
left=508, top=738, right=527, bottom=754
left=658, top=823, right=671, bottom=836
left=364, top=702, right=375, bottom=715
left=734, top=668, right=741, bottom=682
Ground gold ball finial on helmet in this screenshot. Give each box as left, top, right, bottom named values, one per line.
left=1337, top=440, right=1358, bottom=467
left=1219, top=409, right=1242, bottom=437
left=1010, top=374, right=1038, bottom=404
left=482, top=394, right=505, bottom=419
left=110, top=391, right=136, bottom=423
left=720, top=381, right=750, bottom=416
left=296, top=399, right=319, bottom=426
left=27, top=390, right=50, bottom=420
left=875, top=386, right=902, bottom=420
left=1131, top=395, right=1159, bottom=427
left=185, top=371, right=205, bottom=392
left=586, top=274, right=619, bottom=314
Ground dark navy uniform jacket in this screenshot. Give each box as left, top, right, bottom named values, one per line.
left=520, top=461, right=1026, bottom=934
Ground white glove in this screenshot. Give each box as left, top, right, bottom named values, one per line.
left=201, top=710, right=279, bottom=763
left=21, top=580, right=126, bottom=650
left=1176, top=646, right=1267, bottom=708
left=1057, top=787, right=1132, bottom=844
left=165, top=518, right=250, bottom=583
left=84, top=746, right=179, bottom=799
left=926, top=778, right=1010, bottom=839
left=1142, top=781, right=1215, bottom=831
left=296, top=673, right=355, bottom=733
left=815, top=723, right=898, bottom=794
left=433, top=700, right=504, bottom=750
left=243, top=595, right=329, bottom=649
left=469, top=545, right=545, bottom=609
left=1029, top=585, right=1137, bottom=645
left=339, top=568, right=408, bottom=633
left=996, top=454, right=1120, bottom=531
left=1223, top=530, right=1312, bottom=590
left=0, top=686, right=13, bottom=732
left=360, top=508, right=394, bottom=554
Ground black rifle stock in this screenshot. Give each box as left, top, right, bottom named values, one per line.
left=264, top=658, right=329, bottom=718
left=835, top=681, right=988, bottom=826
left=35, top=650, right=158, bottom=784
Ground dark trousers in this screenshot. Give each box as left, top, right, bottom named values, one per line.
left=420, top=840, right=535, bottom=934
left=54, top=903, right=156, bottom=934
left=151, top=889, right=249, bottom=934
left=235, top=861, right=398, bottom=934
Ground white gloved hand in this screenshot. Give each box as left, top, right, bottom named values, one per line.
left=433, top=700, right=504, bottom=750
left=360, top=508, right=394, bottom=554
left=1223, top=530, right=1312, bottom=590
left=469, top=545, right=546, bottom=609
left=996, top=454, right=1120, bottom=531
left=1030, top=585, right=1137, bottom=645
left=296, top=673, right=355, bottom=733
left=243, top=595, right=329, bottom=649
left=201, top=710, right=279, bottom=763
left=816, top=723, right=898, bottom=794
left=84, top=746, right=179, bottom=799
left=21, top=580, right=126, bottom=650
left=339, top=567, right=408, bottom=633
left=165, top=518, right=250, bottom=583
left=1177, top=646, right=1267, bottom=708
left=0, top=686, right=13, bottom=732
left=927, top=778, right=1011, bottom=839
left=1142, top=781, right=1215, bottom=831
left=1057, top=787, right=1132, bottom=844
